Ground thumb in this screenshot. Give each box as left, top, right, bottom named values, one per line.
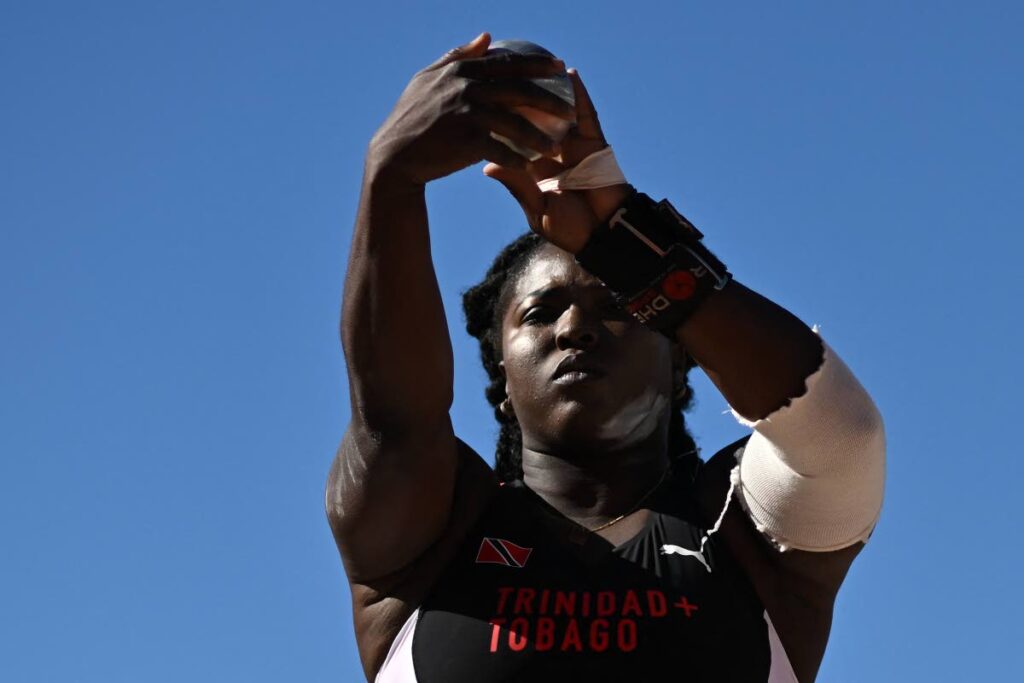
left=483, top=163, right=545, bottom=228
left=436, top=32, right=491, bottom=67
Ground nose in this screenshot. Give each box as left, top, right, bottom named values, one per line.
left=555, top=304, right=600, bottom=351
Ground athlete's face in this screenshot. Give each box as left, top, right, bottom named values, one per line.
left=500, top=244, right=676, bottom=454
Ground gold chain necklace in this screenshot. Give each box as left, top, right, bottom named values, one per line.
left=586, top=466, right=670, bottom=533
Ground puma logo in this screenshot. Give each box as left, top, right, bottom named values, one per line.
left=660, top=543, right=711, bottom=573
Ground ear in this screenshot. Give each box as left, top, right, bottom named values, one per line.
left=498, top=361, right=514, bottom=400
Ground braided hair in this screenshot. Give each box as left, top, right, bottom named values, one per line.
left=462, top=233, right=699, bottom=482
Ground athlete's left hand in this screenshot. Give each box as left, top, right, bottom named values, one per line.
left=483, top=69, right=630, bottom=254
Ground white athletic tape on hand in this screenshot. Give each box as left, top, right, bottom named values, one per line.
left=536, top=146, right=627, bottom=192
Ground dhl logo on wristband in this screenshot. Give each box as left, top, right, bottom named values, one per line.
left=626, top=270, right=700, bottom=324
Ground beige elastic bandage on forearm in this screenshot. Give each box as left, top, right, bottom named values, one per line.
left=728, top=331, right=886, bottom=552
left=537, top=146, right=627, bottom=192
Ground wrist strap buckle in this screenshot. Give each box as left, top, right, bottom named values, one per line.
left=577, top=190, right=731, bottom=335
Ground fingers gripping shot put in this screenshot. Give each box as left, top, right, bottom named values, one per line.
left=485, top=39, right=576, bottom=160
left=328, top=33, right=885, bottom=682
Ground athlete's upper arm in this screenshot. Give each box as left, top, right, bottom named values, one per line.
left=701, top=439, right=867, bottom=598
left=325, top=416, right=469, bottom=583
left=698, top=440, right=864, bottom=682
left=344, top=442, right=497, bottom=679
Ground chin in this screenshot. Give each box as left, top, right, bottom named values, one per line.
left=545, top=389, right=670, bottom=452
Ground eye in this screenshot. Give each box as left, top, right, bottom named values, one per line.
left=599, top=299, right=630, bottom=320
left=522, top=304, right=557, bottom=324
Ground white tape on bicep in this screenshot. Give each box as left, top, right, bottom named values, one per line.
left=537, top=146, right=627, bottom=192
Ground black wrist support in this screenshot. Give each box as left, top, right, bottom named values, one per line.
left=575, top=189, right=731, bottom=335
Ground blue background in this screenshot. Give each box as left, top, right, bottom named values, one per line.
left=2, top=1, right=1021, bottom=680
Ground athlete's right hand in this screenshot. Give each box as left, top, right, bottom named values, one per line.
left=366, top=33, right=575, bottom=187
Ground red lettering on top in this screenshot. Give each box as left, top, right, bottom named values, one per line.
left=489, top=618, right=506, bottom=653
left=554, top=591, right=575, bottom=616
left=535, top=617, right=555, bottom=651
left=647, top=590, right=667, bottom=617
left=622, top=590, right=643, bottom=617
left=560, top=618, right=583, bottom=652
left=589, top=618, right=609, bottom=652
left=496, top=586, right=515, bottom=615
left=617, top=619, right=638, bottom=652
left=674, top=596, right=699, bottom=618
left=488, top=590, right=681, bottom=655
left=514, top=588, right=535, bottom=615
left=508, top=617, right=529, bottom=652
left=597, top=591, right=616, bottom=617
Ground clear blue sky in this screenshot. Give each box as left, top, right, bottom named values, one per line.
left=2, top=1, right=1021, bottom=681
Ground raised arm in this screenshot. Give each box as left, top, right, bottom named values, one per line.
left=483, top=69, right=884, bottom=681
left=326, top=34, right=574, bottom=582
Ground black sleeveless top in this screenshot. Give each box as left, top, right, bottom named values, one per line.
left=405, top=463, right=775, bottom=682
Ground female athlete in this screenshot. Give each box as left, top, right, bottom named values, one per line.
left=327, top=33, right=886, bottom=683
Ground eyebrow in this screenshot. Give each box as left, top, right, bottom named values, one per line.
left=521, top=287, right=562, bottom=301
left=519, top=283, right=612, bottom=304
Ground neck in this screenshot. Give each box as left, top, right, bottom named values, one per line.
left=520, top=433, right=672, bottom=529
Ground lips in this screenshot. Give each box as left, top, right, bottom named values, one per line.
left=552, top=354, right=607, bottom=383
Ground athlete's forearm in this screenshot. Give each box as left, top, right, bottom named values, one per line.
left=675, top=280, right=822, bottom=420
left=679, top=282, right=886, bottom=551
left=342, top=157, right=455, bottom=432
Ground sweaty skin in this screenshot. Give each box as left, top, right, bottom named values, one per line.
left=499, top=244, right=677, bottom=539
left=328, top=32, right=866, bottom=683
left=500, top=245, right=674, bottom=459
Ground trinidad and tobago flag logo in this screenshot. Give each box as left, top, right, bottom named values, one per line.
left=475, top=537, right=533, bottom=568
